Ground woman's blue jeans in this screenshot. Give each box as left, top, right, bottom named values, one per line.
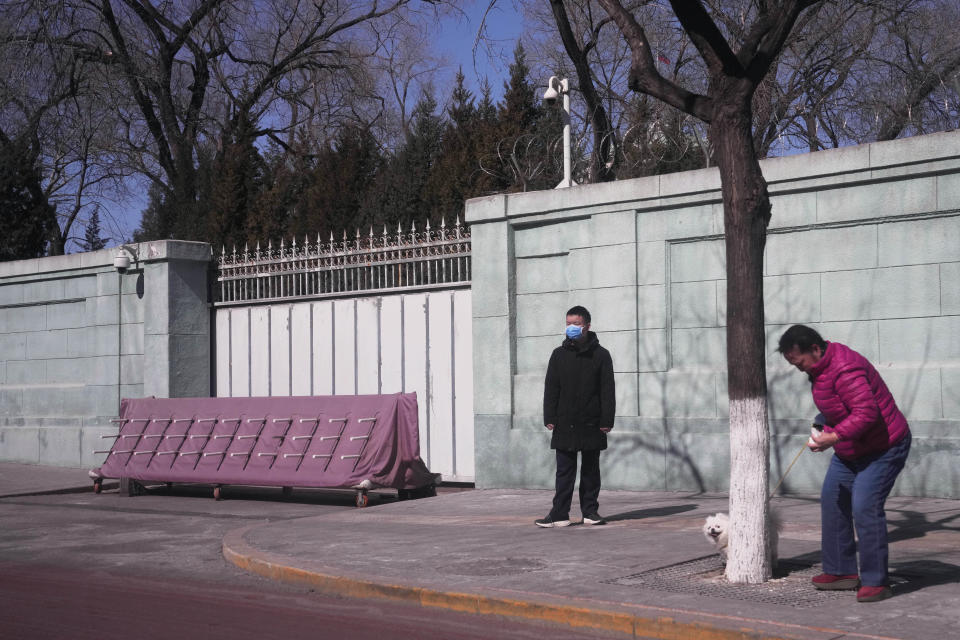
left=820, top=433, right=911, bottom=586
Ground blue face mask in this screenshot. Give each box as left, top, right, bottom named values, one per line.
left=565, top=325, right=583, bottom=340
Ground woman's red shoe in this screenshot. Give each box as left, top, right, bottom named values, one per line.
left=857, top=585, right=893, bottom=602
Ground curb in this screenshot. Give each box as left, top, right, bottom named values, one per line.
left=222, top=524, right=893, bottom=640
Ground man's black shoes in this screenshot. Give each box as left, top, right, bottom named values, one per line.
left=582, top=513, right=607, bottom=525
left=535, top=516, right=571, bottom=528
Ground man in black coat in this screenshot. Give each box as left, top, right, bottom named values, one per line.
left=536, top=305, right=616, bottom=528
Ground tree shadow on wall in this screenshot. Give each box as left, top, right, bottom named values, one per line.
left=602, top=430, right=710, bottom=494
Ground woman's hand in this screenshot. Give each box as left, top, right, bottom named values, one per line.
left=809, top=430, right=839, bottom=452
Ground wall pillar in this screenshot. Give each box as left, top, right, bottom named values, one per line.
left=467, top=196, right=519, bottom=487
left=142, top=242, right=212, bottom=398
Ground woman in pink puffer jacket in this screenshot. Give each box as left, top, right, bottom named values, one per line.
left=778, top=325, right=911, bottom=604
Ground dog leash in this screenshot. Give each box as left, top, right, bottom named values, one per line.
left=769, top=417, right=826, bottom=500
left=768, top=442, right=807, bottom=500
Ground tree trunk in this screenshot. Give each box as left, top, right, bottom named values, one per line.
left=710, top=87, right=773, bottom=584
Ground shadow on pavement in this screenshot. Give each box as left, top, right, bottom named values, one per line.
left=607, top=503, right=698, bottom=522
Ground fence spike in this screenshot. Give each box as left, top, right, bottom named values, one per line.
left=426, top=218, right=431, bottom=231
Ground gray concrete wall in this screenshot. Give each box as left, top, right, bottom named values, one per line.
left=0, top=241, right=211, bottom=468
left=466, top=130, right=960, bottom=498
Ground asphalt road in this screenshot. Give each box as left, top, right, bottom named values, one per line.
left=0, top=485, right=625, bottom=639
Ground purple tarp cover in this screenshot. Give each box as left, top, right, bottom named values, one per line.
left=92, top=393, right=438, bottom=490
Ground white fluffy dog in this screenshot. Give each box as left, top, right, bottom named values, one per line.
left=703, top=511, right=780, bottom=566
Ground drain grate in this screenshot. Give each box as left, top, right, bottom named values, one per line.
left=603, top=556, right=909, bottom=609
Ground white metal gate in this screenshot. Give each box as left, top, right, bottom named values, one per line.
left=212, top=221, right=474, bottom=482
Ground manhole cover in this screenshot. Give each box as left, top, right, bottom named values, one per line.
left=604, top=556, right=910, bottom=609
left=439, top=557, right=547, bottom=577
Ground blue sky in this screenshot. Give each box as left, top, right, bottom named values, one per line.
left=436, top=1, right=525, bottom=99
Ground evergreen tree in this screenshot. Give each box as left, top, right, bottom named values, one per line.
left=424, top=70, right=484, bottom=220
left=82, top=208, right=107, bottom=251
left=288, top=125, right=383, bottom=237
left=0, top=143, right=57, bottom=261
left=245, top=147, right=302, bottom=247
left=476, top=78, right=498, bottom=123
left=499, top=43, right=542, bottom=134
left=362, top=91, right=443, bottom=228
left=448, top=68, right=476, bottom=129
left=133, top=184, right=176, bottom=242
left=206, top=127, right=267, bottom=250
left=489, top=42, right=563, bottom=192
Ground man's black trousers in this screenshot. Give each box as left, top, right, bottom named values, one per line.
left=548, top=448, right=601, bottom=520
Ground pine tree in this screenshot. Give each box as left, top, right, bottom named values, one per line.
left=289, top=125, right=383, bottom=236
left=245, top=146, right=302, bottom=247
left=362, top=91, right=443, bottom=228
left=82, top=208, right=107, bottom=251
left=499, top=43, right=541, bottom=133
left=424, top=71, right=483, bottom=220
left=491, top=42, right=562, bottom=192
left=133, top=184, right=175, bottom=242
left=476, top=78, right=497, bottom=123
left=448, top=69, right=476, bottom=129
left=206, top=129, right=266, bottom=249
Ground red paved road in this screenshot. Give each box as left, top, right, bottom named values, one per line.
left=0, top=562, right=619, bottom=640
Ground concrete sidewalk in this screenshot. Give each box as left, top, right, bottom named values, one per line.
left=223, top=488, right=960, bottom=640
left=4, top=463, right=958, bottom=640
left=0, top=462, right=104, bottom=498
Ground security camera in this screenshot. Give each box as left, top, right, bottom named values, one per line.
left=113, top=251, right=131, bottom=274
left=543, top=85, right=559, bottom=106
left=543, top=76, right=565, bottom=107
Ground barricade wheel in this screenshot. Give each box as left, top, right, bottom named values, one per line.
left=355, top=491, right=369, bottom=508
left=282, top=486, right=293, bottom=498
left=93, top=479, right=102, bottom=494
